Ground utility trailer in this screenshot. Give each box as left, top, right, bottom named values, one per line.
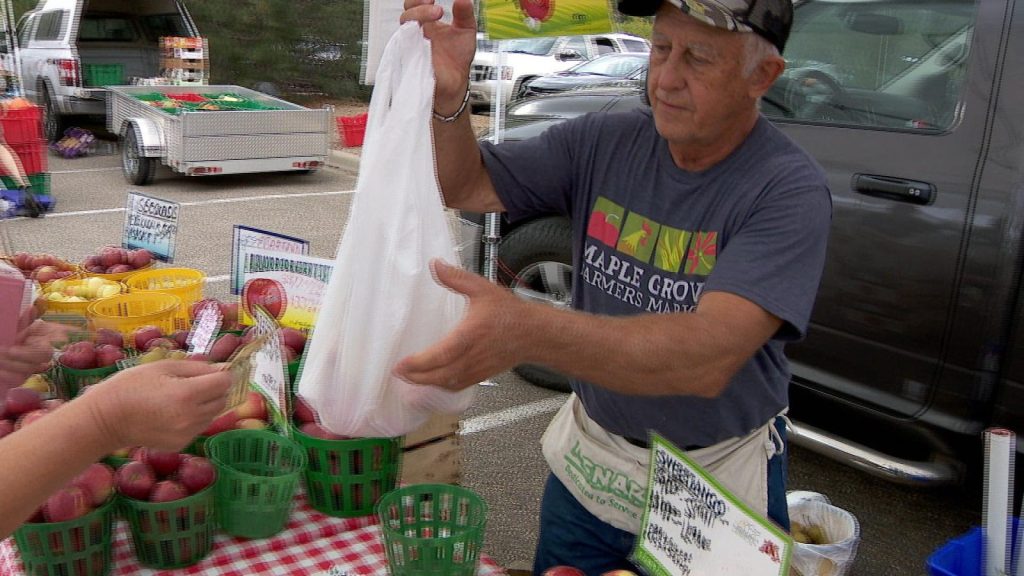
left=106, top=85, right=331, bottom=185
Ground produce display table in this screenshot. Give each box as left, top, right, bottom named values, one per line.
left=0, top=494, right=506, bottom=576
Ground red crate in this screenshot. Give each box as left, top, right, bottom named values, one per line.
left=337, top=113, right=367, bottom=148
left=0, top=106, right=43, bottom=145
left=0, top=141, right=48, bottom=177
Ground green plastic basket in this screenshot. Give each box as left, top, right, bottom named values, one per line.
left=206, top=429, right=306, bottom=539
left=292, top=426, right=402, bottom=518
left=2, top=173, right=51, bottom=196
left=13, top=496, right=116, bottom=576
left=376, top=484, right=488, bottom=576
left=185, top=434, right=209, bottom=457
left=83, top=64, right=123, bottom=87
left=118, top=486, right=215, bottom=569
left=53, top=362, right=119, bottom=399
left=132, top=92, right=166, bottom=102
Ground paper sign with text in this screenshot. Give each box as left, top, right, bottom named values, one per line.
left=251, top=306, right=290, bottom=435
left=240, top=248, right=333, bottom=331
left=123, top=192, right=179, bottom=262
left=633, top=435, right=792, bottom=576
left=230, top=226, right=309, bottom=295
left=482, top=0, right=613, bottom=39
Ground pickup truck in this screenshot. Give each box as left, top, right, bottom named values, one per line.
left=471, top=0, right=1024, bottom=488
left=14, top=0, right=200, bottom=142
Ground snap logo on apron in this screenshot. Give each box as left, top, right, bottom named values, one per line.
left=542, top=394, right=778, bottom=534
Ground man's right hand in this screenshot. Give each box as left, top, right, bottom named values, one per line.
left=400, top=0, right=477, bottom=114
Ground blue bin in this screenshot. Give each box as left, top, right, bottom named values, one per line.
left=927, top=518, right=1020, bottom=576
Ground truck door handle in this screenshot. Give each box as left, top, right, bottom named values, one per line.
left=852, top=174, right=935, bottom=206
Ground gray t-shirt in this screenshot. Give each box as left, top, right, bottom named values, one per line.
left=481, top=107, right=831, bottom=448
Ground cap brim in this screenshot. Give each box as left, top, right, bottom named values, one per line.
left=617, top=0, right=662, bottom=17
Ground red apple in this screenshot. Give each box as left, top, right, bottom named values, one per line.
left=105, top=264, right=133, bottom=274
left=94, top=328, right=124, bottom=348
left=542, top=568, right=586, bottom=576
left=94, top=344, right=126, bottom=368
left=5, top=387, right=42, bottom=416
left=71, top=463, right=115, bottom=506
left=293, top=397, right=317, bottom=425
left=242, top=278, right=287, bottom=319
left=170, top=330, right=190, bottom=350
left=145, top=337, right=178, bottom=351
left=144, top=449, right=182, bottom=477
left=149, top=480, right=188, bottom=503
left=281, top=328, right=306, bottom=355
left=31, top=265, right=60, bottom=284
left=132, top=326, right=163, bottom=350
left=176, top=456, right=216, bottom=494
left=209, top=333, right=241, bottom=362
left=130, top=446, right=149, bottom=462
left=115, top=461, right=156, bottom=500
left=189, top=299, right=223, bottom=321
left=86, top=265, right=107, bottom=274
left=12, top=251, right=30, bottom=269
left=235, top=391, right=267, bottom=421
left=43, top=486, right=93, bottom=522
left=99, top=247, right=127, bottom=268
left=58, top=341, right=97, bottom=370
left=127, top=249, right=153, bottom=269
left=201, top=410, right=239, bottom=436
left=221, top=302, right=239, bottom=323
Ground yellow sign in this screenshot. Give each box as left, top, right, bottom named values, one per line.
left=483, top=0, right=614, bottom=39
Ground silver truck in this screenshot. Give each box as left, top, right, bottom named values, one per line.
left=16, top=0, right=199, bottom=142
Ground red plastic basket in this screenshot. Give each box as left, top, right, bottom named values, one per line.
left=337, top=114, right=367, bottom=148
left=0, top=106, right=43, bottom=145
left=0, top=141, right=47, bottom=176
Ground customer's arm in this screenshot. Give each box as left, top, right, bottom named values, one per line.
left=0, top=360, right=232, bottom=538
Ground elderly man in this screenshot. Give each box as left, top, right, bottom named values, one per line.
left=397, top=0, right=831, bottom=572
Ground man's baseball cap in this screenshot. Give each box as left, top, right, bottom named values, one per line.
left=618, top=0, right=793, bottom=53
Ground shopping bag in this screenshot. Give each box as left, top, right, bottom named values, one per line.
left=787, top=491, right=861, bottom=576
left=296, top=22, right=475, bottom=438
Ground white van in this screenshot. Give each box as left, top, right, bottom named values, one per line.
left=16, top=0, right=200, bottom=141
left=470, top=33, right=649, bottom=108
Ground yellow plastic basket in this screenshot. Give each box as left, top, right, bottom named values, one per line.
left=41, top=277, right=127, bottom=316
left=86, top=293, right=181, bottom=346
left=125, top=268, right=205, bottom=331
left=79, top=262, right=156, bottom=282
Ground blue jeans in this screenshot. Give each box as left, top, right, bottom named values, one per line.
left=533, top=418, right=790, bottom=576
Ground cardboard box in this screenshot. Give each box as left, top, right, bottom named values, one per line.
left=160, top=58, right=209, bottom=71
left=400, top=413, right=462, bottom=485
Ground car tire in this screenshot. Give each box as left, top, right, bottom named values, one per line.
left=40, top=86, right=65, bottom=143
left=496, top=216, right=574, bottom=393
left=121, top=125, right=155, bottom=185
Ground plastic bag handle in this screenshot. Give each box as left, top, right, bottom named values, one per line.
left=364, top=22, right=434, bottom=148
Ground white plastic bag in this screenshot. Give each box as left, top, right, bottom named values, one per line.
left=297, top=21, right=475, bottom=438
left=787, top=491, right=861, bottom=576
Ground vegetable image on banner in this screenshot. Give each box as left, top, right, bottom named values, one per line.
left=482, top=0, right=613, bottom=39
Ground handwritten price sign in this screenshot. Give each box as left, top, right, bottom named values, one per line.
left=252, top=306, right=291, bottom=436
left=123, top=192, right=179, bottom=262
left=633, top=436, right=791, bottom=576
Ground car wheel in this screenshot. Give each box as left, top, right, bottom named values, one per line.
left=40, top=87, right=65, bottom=143
left=497, top=216, right=574, bottom=393
left=122, top=125, right=155, bottom=185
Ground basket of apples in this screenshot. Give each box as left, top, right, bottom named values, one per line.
left=5, top=251, right=78, bottom=283
left=80, top=246, right=155, bottom=281
left=86, top=293, right=181, bottom=348
left=187, top=389, right=272, bottom=457
left=205, top=429, right=307, bottom=539
left=6, top=393, right=117, bottom=576
left=52, top=337, right=127, bottom=399
left=290, top=396, right=403, bottom=518
left=41, top=276, right=126, bottom=315
left=114, top=450, right=217, bottom=569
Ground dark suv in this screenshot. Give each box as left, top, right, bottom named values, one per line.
left=469, top=0, right=1024, bottom=488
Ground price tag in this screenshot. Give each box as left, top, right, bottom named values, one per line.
left=633, top=435, right=792, bottom=576
left=187, top=302, right=222, bottom=355
left=251, top=306, right=290, bottom=435
left=122, top=192, right=179, bottom=262
left=230, top=225, right=308, bottom=295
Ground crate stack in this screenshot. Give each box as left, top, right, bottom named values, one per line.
left=0, top=102, right=51, bottom=209
left=160, top=36, right=210, bottom=86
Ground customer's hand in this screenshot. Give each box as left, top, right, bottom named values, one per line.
left=0, top=316, right=74, bottom=393
left=400, top=0, right=477, bottom=108
left=81, top=360, right=233, bottom=452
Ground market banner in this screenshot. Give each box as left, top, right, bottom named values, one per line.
left=230, top=225, right=309, bottom=295
left=633, top=435, right=792, bottom=576
left=122, top=192, right=179, bottom=262
left=240, top=247, right=334, bottom=331
left=482, top=0, right=614, bottom=39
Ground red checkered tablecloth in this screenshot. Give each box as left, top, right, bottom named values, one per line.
left=0, top=495, right=506, bottom=576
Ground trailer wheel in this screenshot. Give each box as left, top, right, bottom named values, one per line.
left=122, top=126, right=155, bottom=185
left=497, top=216, right=574, bottom=393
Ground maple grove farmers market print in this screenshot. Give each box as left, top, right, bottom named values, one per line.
left=583, top=195, right=717, bottom=313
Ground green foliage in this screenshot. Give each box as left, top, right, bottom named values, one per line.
left=614, top=15, right=653, bottom=40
